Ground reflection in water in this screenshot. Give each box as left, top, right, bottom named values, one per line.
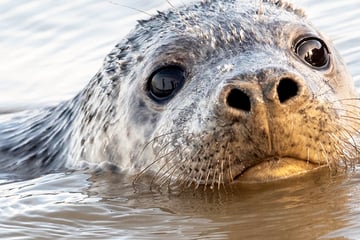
left=2, top=168, right=356, bottom=239
left=124, top=168, right=353, bottom=239
left=0, top=0, right=360, bottom=239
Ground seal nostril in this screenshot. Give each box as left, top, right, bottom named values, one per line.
left=226, top=88, right=251, bottom=112
left=277, top=78, right=299, bottom=103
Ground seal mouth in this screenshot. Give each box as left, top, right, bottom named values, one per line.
left=234, top=157, right=324, bottom=183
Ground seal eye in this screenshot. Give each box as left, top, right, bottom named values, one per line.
left=295, top=38, right=330, bottom=69
left=149, top=66, right=185, bottom=101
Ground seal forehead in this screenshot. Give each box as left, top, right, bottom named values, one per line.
left=133, top=0, right=306, bottom=54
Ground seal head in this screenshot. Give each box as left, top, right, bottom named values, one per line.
left=0, top=0, right=359, bottom=187
left=118, top=0, right=359, bottom=186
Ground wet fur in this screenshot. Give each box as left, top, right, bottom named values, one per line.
left=0, top=0, right=359, bottom=188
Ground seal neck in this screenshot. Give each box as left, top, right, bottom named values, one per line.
left=0, top=98, right=79, bottom=177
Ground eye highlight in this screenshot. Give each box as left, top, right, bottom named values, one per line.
left=294, top=37, right=330, bottom=69
left=148, top=66, right=185, bottom=102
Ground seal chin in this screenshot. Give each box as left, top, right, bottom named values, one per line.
left=236, top=157, right=323, bottom=183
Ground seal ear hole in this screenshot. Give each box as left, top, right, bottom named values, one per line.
left=226, top=88, right=251, bottom=112
left=148, top=66, right=185, bottom=102
left=277, top=78, right=299, bottom=103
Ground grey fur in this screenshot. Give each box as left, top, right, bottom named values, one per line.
left=0, top=0, right=358, bottom=186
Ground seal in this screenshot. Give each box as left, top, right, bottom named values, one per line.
left=0, top=0, right=359, bottom=187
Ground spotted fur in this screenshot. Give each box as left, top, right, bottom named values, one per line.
left=0, top=0, right=358, bottom=188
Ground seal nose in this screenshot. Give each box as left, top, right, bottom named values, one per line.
left=276, top=78, right=299, bottom=103
left=226, top=88, right=251, bottom=112
left=224, top=77, right=301, bottom=113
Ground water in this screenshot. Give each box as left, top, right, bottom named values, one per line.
left=0, top=0, right=360, bottom=239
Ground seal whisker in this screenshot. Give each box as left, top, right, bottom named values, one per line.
left=138, top=129, right=184, bottom=157
left=191, top=153, right=207, bottom=189
left=335, top=125, right=360, bottom=156
left=333, top=102, right=360, bottom=110
left=228, top=154, right=235, bottom=182
left=148, top=146, right=181, bottom=188
left=331, top=97, right=360, bottom=103
left=220, top=142, right=234, bottom=184
left=173, top=166, right=192, bottom=190
left=315, top=86, right=337, bottom=99
left=329, top=134, right=351, bottom=169
left=133, top=140, right=174, bottom=186
left=169, top=165, right=192, bottom=190
left=329, top=107, right=360, bottom=115
left=318, top=142, right=333, bottom=171
left=156, top=159, right=183, bottom=190
left=107, top=1, right=154, bottom=17
left=337, top=115, right=360, bottom=128
left=0, top=0, right=357, bottom=189
left=326, top=128, right=358, bottom=168
left=306, top=146, right=311, bottom=164
left=211, top=167, right=217, bottom=190
left=212, top=160, right=224, bottom=190
left=156, top=145, right=204, bottom=191
left=218, top=159, right=225, bottom=190
left=167, top=148, right=198, bottom=188
left=191, top=151, right=210, bottom=189
left=204, top=162, right=213, bottom=191
left=157, top=161, right=185, bottom=191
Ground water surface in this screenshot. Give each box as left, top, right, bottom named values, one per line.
left=0, top=0, right=360, bottom=239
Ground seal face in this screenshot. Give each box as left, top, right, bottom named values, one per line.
left=0, top=0, right=359, bottom=187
